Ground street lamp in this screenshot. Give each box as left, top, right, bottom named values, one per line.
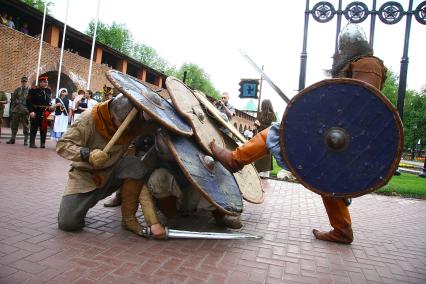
left=411, top=124, right=417, bottom=160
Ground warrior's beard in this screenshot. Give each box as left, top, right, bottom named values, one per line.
left=326, top=41, right=373, bottom=77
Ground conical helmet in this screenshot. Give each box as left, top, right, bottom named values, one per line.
left=338, top=24, right=367, bottom=52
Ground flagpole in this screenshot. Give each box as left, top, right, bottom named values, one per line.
left=35, top=1, right=48, bottom=86
left=55, top=0, right=70, bottom=98
left=87, top=0, right=101, bottom=90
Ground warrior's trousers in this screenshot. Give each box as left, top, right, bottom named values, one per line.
left=58, top=152, right=159, bottom=231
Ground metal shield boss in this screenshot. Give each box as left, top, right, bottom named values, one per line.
left=280, top=78, right=403, bottom=198
left=106, top=70, right=193, bottom=137
left=158, top=130, right=243, bottom=216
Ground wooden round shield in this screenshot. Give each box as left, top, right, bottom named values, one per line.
left=160, top=131, right=243, bottom=216
left=106, top=70, right=193, bottom=137
left=222, top=134, right=264, bottom=204
left=280, top=78, right=403, bottom=198
left=166, top=77, right=225, bottom=155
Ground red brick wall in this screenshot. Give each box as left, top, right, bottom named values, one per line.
left=0, top=26, right=111, bottom=93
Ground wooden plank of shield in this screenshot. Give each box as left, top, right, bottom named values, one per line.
left=192, top=90, right=247, bottom=143
left=106, top=70, right=193, bottom=137
left=222, top=133, right=265, bottom=204
left=160, top=131, right=243, bottom=216
left=166, top=77, right=225, bottom=155
left=280, top=78, right=403, bottom=198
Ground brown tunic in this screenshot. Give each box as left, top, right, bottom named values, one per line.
left=56, top=110, right=130, bottom=196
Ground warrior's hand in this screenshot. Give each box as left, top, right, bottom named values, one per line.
left=88, top=149, right=110, bottom=168
left=29, top=112, right=35, bottom=119
left=150, top=223, right=166, bottom=239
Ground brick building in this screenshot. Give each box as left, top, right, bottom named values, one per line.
left=0, top=0, right=255, bottom=132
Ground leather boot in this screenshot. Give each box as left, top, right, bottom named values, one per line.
left=212, top=210, right=243, bottom=229
left=6, top=139, right=15, bottom=144
left=104, top=189, right=122, bottom=207
left=24, top=135, right=28, bottom=146
left=209, top=128, right=270, bottom=173
left=40, top=132, right=46, bottom=148
left=121, top=179, right=144, bottom=236
left=313, top=196, right=353, bottom=244
left=156, top=196, right=178, bottom=227
left=29, top=134, right=37, bottom=148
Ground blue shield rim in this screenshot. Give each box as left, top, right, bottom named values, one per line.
left=280, top=78, right=404, bottom=198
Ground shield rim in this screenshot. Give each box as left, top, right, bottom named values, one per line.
left=106, top=70, right=193, bottom=137
left=160, top=131, right=241, bottom=216
left=279, top=78, right=404, bottom=198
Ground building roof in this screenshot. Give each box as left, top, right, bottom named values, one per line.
left=241, top=99, right=258, bottom=112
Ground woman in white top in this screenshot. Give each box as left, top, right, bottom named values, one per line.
left=51, top=88, right=69, bottom=141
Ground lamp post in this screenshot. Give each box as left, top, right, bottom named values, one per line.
left=420, top=146, right=426, bottom=178
left=411, top=124, right=417, bottom=160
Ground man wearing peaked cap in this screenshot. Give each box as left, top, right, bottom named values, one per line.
left=26, top=75, right=54, bottom=148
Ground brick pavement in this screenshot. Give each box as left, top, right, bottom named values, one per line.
left=1, top=141, right=426, bottom=284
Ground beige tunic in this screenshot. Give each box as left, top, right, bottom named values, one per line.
left=56, top=111, right=130, bottom=196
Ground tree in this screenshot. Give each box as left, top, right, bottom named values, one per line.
left=382, top=69, right=426, bottom=150
left=86, top=20, right=133, bottom=56
left=21, top=0, right=53, bottom=14
left=176, top=63, right=220, bottom=100
left=84, top=21, right=219, bottom=98
left=131, top=43, right=177, bottom=76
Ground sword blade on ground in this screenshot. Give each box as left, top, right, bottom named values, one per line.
left=166, top=228, right=262, bottom=240
left=142, top=227, right=262, bottom=240
left=239, top=49, right=290, bottom=104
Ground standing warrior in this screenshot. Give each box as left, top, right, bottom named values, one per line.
left=26, top=76, right=54, bottom=148
left=210, top=24, right=387, bottom=244
left=7, top=76, right=30, bottom=145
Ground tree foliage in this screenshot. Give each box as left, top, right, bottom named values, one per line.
left=21, top=0, right=53, bottom=14
left=382, top=69, right=426, bottom=150
left=176, top=63, right=220, bottom=100
left=86, top=21, right=133, bottom=56
left=84, top=20, right=219, bottom=97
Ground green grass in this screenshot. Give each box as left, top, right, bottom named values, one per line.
left=270, top=159, right=426, bottom=198
left=270, top=158, right=281, bottom=177
left=377, top=173, right=426, bottom=198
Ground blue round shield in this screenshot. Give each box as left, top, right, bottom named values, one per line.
left=280, top=78, right=403, bottom=198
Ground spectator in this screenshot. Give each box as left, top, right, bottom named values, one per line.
left=85, top=90, right=98, bottom=110
left=0, top=89, right=8, bottom=143
left=68, top=91, right=76, bottom=124
left=7, top=16, right=15, bottom=29
left=1, top=13, right=8, bottom=25
left=7, top=76, right=30, bottom=145
left=51, top=88, right=69, bottom=141
left=214, top=92, right=235, bottom=121
left=73, top=89, right=87, bottom=122
left=20, top=22, right=29, bottom=34
left=253, top=99, right=276, bottom=178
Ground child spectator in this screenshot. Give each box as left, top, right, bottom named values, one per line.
left=20, top=22, right=29, bottom=34
left=7, top=16, right=15, bottom=29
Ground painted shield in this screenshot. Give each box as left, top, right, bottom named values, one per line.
left=222, top=134, right=265, bottom=204
left=106, top=70, right=193, bottom=137
left=166, top=77, right=225, bottom=155
left=192, top=90, right=247, bottom=143
left=280, top=78, right=403, bottom=198
left=160, top=131, right=243, bottom=216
